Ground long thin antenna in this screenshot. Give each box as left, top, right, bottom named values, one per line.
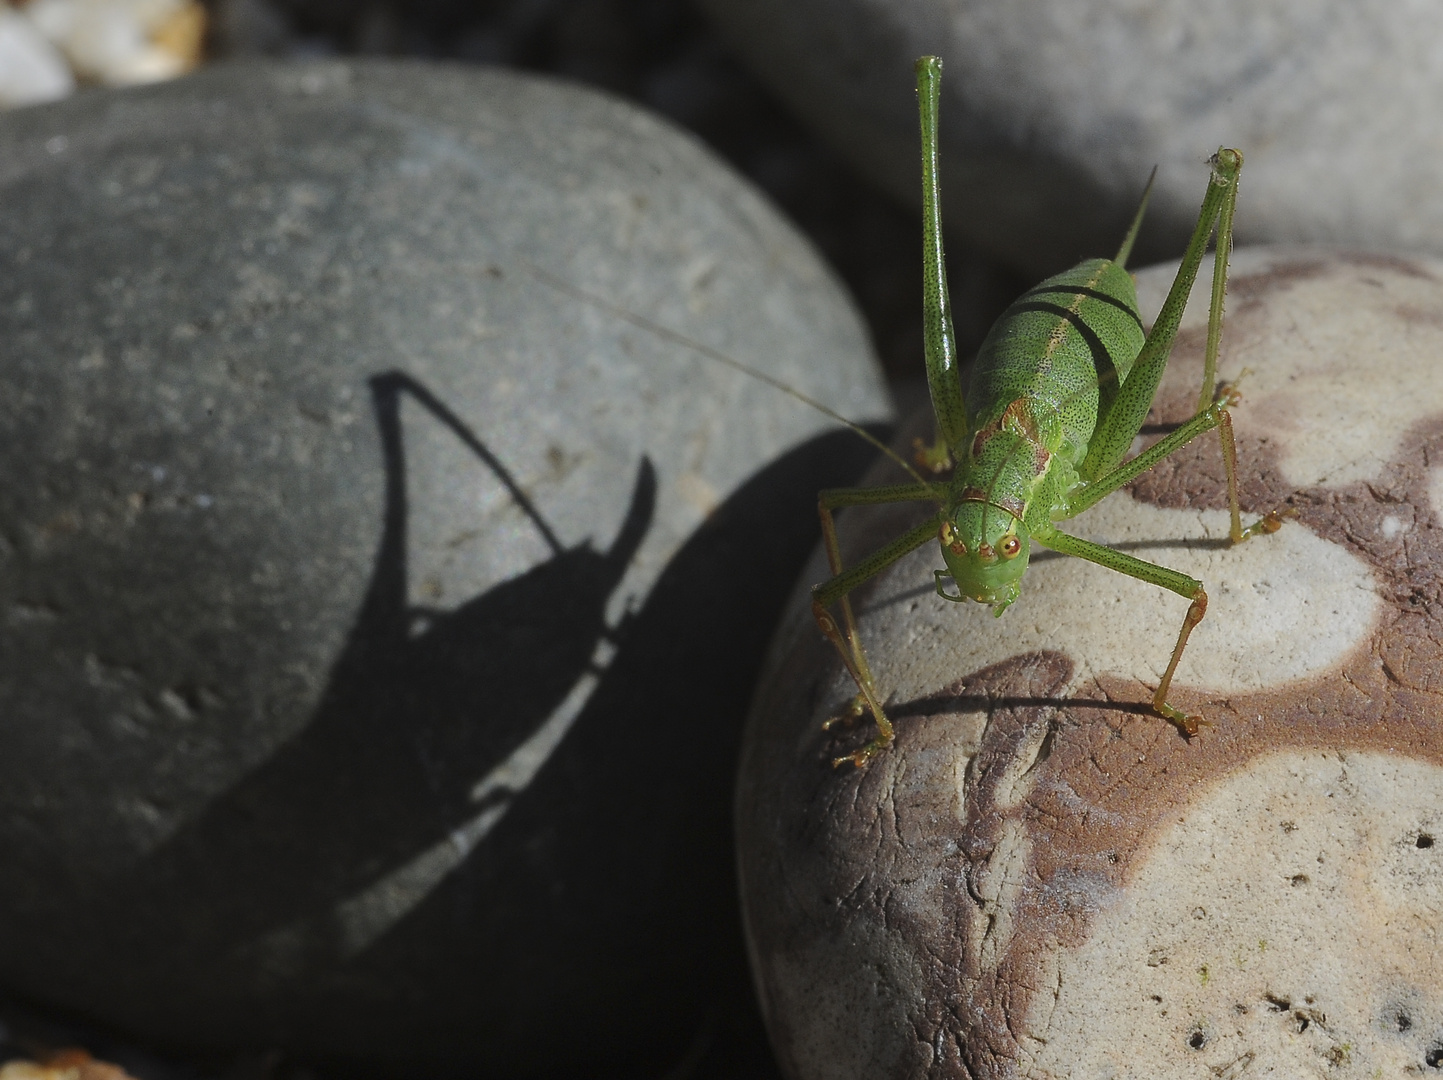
left=1115, top=165, right=1158, bottom=268
left=524, top=263, right=937, bottom=491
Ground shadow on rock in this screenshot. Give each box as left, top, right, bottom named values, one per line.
left=48, top=372, right=877, bottom=1079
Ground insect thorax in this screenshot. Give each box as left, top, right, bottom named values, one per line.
left=949, top=393, right=1075, bottom=524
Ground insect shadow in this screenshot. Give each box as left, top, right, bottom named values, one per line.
left=74, top=368, right=648, bottom=978
left=59, top=371, right=871, bottom=1077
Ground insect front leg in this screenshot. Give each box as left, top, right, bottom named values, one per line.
left=813, top=484, right=941, bottom=767
left=1031, top=525, right=1211, bottom=737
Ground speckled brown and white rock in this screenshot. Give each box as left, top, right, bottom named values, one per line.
left=698, top=1, right=1443, bottom=275
left=0, top=60, right=888, bottom=1074
left=738, top=248, right=1443, bottom=1079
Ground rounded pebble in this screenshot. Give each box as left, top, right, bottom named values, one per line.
left=0, top=59, right=888, bottom=1073
left=739, top=248, right=1443, bottom=1079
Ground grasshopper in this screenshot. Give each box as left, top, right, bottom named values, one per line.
left=810, top=56, right=1283, bottom=767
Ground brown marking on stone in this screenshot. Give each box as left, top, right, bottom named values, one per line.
left=1209, top=255, right=1435, bottom=339
left=1227, top=256, right=1329, bottom=299
left=1394, top=302, right=1443, bottom=329
left=739, top=325, right=1443, bottom=1077
left=1128, top=294, right=1296, bottom=516
left=853, top=651, right=1076, bottom=1076
left=1350, top=252, right=1438, bottom=281
left=904, top=409, right=1443, bottom=1076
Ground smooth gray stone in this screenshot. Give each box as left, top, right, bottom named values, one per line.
left=0, top=58, right=889, bottom=1075
left=698, top=0, right=1443, bottom=275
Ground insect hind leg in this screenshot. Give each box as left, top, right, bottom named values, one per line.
left=1153, top=588, right=1210, bottom=737
left=1062, top=399, right=1282, bottom=543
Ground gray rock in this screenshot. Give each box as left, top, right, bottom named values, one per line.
left=738, top=249, right=1443, bottom=1078
left=0, top=58, right=889, bottom=1074
left=699, top=0, right=1443, bottom=275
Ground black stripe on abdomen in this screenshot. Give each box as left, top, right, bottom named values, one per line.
left=1015, top=284, right=1144, bottom=330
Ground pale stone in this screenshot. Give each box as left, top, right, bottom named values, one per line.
left=738, top=249, right=1443, bottom=1079
left=25, top=0, right=204, bottom=86
left=1029, top=751, right=1443, bottom=1078
left=0, top=3, right=73, bottom=108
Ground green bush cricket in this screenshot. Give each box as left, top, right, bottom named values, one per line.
left=532, top=54, right=1284, bottom=770
left=811, top=55, right=1283, bottom=767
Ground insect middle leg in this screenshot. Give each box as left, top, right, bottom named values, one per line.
left=812, top=482, right=943, bottom=767
left=1064, top=400, right=1284, bottom=543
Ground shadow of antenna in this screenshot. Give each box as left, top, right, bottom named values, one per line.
left=369, top=369, right=566, bottom=559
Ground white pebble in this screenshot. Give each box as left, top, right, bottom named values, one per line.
left=0, top=2, right=73, bottom=109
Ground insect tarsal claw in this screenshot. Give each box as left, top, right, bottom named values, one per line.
left=912, top=436, right=955, bottom=474
left=833, top=736, right=891, bottom=769
left=1177, top=715, right=1214, bottom=739
left=821, top=694, right=868, bottom=733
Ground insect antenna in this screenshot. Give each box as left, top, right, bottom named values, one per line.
left=524, top=262, right=936, bottom=490
left=1114, top=165, right=1159, bottom=269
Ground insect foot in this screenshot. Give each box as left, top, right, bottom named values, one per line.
left=911, top=435, right=954, bottom=474
left=819, top=693, right=868, bottom=732
left=834, top=736, right=892, bottom=771
left=739, top=249, right=1443, bottom=1080
left=1238, top=509, right=1289, bottom=542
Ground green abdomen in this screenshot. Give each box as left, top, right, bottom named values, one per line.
left=967, top=258, right=1145, bottom=467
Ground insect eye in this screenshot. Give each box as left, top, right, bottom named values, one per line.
left=1000, top=535, right=1021, bottom=558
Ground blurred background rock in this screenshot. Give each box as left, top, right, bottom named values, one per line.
left=0, top=0, right=1028, bottom=389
